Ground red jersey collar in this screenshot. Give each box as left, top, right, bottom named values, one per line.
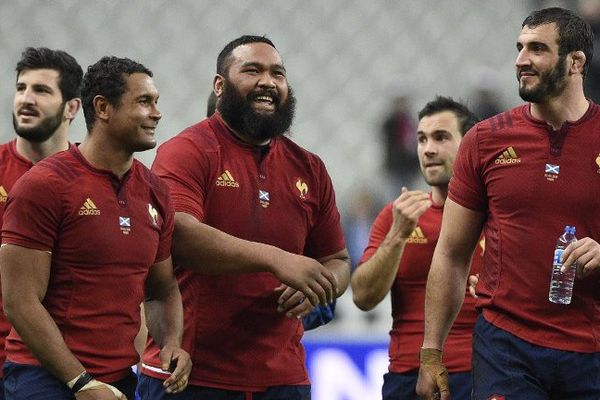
left=69, top=143, right=136, bottom=179
left=429, top=192, right=445, bottom=210
left=523, top=100, right=598, bottom=128
left=8, top=139, right=34, bottom=168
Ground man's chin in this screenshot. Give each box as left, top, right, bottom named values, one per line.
left=251, top=106, right=277, bottom=115
left=15, top=129, right=50, bottom=143
left=424, top=176, right=450, bottom=187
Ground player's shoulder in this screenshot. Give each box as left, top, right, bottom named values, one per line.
left=135, top=159, right=167, bottom=188
left=277, top=135, right=326, bottom=168
left=0, top=140, right=12, bottom=154
left=473, top=105, right=528, bottom=136
left=33, top=147, right=79, bottom=182
left=160, top=116, right=220, bottom=153
left=0, top=140, right=17, bottom=163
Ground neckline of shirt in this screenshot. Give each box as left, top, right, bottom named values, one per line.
left=522, top=100, right=598, bottom=129
left=69, top=143, right=136, bottom=181
left=8, top=139, right=34, bottom=167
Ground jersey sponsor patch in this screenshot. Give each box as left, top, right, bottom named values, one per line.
left=494, top=146, right=521, bottom=165
left=407, top=226, right=428, bottom=244
left=79, top=197, right=101, bottom=215
left=216, top=170, right=240, bottom=187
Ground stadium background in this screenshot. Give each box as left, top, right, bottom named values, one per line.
left=0, top=1, right=583, bottom=398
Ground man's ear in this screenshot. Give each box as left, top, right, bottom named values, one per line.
left=570, top=50, right=587, bottom=75
left=63, top=98, right=82, bottom=122
left=214, top=74, right=225, bottom=97
left=92, top=95, right=112, bottom=123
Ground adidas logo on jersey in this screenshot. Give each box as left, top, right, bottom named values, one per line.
left=407, top=226, right=428, bottom=244
left=216, top=170, right=240, bottom=187
left=0, top=185, right=7, bottom=202
left=495, top=146, right=521, bottom=164
left=79, top=197, right=101, bottom=215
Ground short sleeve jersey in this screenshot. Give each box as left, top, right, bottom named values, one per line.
left=1, top=145, right=174, bottom=382
left=142, top=113, right=346, bottom=390
left=0, top=140, right=33, bottom=378
left=450, top=103, right=600, bottom=352
left=359, top=199, right=482, bottom=373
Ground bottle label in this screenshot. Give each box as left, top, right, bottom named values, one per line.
left=554, top=249, right=564, bottom=265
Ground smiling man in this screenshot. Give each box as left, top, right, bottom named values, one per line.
left=138, top=35, right=350, bottom=400
left=417, top=7, right=600, bottom=400
left=0, top=56, right=190, bottom=399
left=351, top=97, right=480, bottom=400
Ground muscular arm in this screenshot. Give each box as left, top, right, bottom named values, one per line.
left=144, top=256, right=182, bottom=351
left=276, top=249, right=351, bottom=318
left=351, top=189, right=431, bottom=310
left=172, top=212, right=337, bottom=306
left=0, top=244, right=85, bottom=383
left=351, top=235, right=407, bottom=311
left=422, top=199, right=484, bottom=350
left=320, top=249, right=351, bottom=297
left=416, top=200, right=484, bottom=399
left=144, top=256, right=190, bottom=393
left=133, top=304, right=148, bottom=363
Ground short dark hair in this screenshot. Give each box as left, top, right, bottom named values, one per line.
left=16, top=47, right=83, bottom=101
left=522, top=7, right=594, bottom=76
left=81, top=56, right=152, bottom=130
left=217, top=35, right=277, bottom=76
left=418, top=96, right=480, bottom=136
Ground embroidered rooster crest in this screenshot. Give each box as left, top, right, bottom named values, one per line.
left=296, top=179, right=308, bottom=199
left=148, top=203, right=159, bottom=226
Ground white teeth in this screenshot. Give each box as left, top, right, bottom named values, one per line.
left=255, top=96, right=273, bottom=102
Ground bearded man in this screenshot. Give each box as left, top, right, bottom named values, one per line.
left=0, top=47, right=82, bottom=398
left=416, top=7, right=600, bottom=400
left=138, top=35, right=350, bottom=400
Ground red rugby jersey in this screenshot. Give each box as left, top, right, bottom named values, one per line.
left=1, top=145, right=174, bottom=382
left=0, top=140, right=33, bottom=378
left=359, top=198, right=482, bottom=373
left=143, top=113, right=346, bottom=390
left=450, top=103, right=600, bottom=352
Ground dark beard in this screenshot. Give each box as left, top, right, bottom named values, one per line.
left=519, top=55, right=568, bottom=103
left=13, top=102, right=65, bottom=143
left=218, top=80, right=296, bottom=142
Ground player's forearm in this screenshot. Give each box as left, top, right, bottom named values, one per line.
left=134, top=304, right=148, bottom=358
left=172, top=213, right=286, bottom=274
left=4, top=298, right=85, bottom=383
left=351, top=235, right=406, bottom=311
left=322, top=253, right=351, bottom=298
left=144, top=282, right=183, bottom=349
left=422, top=250, right=470, bottom=350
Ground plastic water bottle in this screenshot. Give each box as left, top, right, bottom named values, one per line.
left=548, top=225, right=577, bottom=304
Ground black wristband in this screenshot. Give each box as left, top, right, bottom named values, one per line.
left=71, top=372, right=94, bottom=393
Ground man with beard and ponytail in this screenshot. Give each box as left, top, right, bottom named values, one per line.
left=417, top=7, right=600, bottom=400
left=0, top=47, right=82, bottom=398
left=138, top=35, right=350, bottom=399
